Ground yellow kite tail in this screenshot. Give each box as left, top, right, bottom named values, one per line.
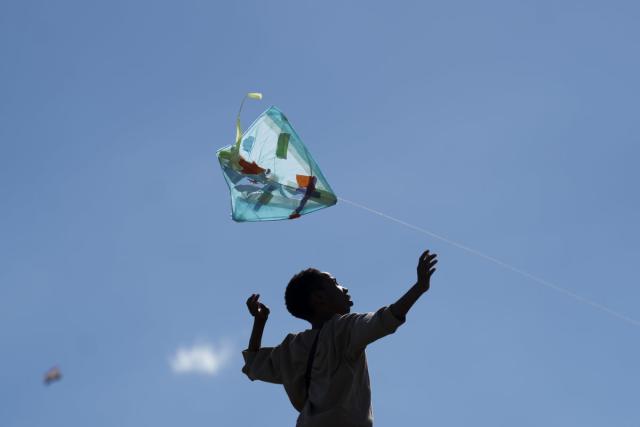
left=234, top=92, right=263, bottom=153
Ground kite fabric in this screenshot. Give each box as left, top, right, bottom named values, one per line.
left=217, top=94, right=337, bottom=222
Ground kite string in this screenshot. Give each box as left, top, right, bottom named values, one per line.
left=337, top=196, right=640, bottom=328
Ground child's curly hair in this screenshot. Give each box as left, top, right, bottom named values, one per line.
left=285, top=268, right=327, bottom=321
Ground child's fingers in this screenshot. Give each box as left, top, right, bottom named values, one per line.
left=419, top=256, right=437, bottom=271
left=246, top=294, right=260, bottom=313
left=419, top=251, right=437, bottom=265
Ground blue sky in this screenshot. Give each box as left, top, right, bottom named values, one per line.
left=1, top=0, right=639, bottom=426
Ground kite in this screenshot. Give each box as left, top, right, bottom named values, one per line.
left=43, top=366, right=62, bottom=385
left=217, top=93, right=337, bottom=222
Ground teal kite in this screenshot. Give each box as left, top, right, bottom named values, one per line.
left=217, top=93, right=337, bottom=222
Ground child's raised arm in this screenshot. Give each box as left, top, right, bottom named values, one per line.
left=242, top=294, right=286, bottom=384
left=389, top=250, right=438, bottom=321
left=338, top=251, right=438, bottom=358
left=246, top=293, right=270, bottom=351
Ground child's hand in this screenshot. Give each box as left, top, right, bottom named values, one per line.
left=417, top=250, right=438, bottom=292
left=246, top=294, right=270, bottom=322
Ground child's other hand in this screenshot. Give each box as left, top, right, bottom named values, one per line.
left=417, top=250, right=438, bottom=292
left=246, top=294, right=270, bottom=322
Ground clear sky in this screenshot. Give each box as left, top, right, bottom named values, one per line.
left=1, top=1, right=639, bottom=426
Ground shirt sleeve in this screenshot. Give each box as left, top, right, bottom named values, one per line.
left=241, top=334, right=294, bottom=384
left=241, top=347, right=283, bottom=384
left=340, top=306, right=406, bottom=358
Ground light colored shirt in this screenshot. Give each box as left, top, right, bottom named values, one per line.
left=242, top=306, right=405, bottom=427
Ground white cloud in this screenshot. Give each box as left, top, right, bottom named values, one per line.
left=169, top=342, right=233, bottom=376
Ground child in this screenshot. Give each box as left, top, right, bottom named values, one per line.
left=242, top=250, right=438, bottom=427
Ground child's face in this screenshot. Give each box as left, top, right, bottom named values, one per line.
left=317, top=273, right=353, bottom=316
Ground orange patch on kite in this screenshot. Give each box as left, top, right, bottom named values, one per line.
left=296, top=175, right=314, bottom=188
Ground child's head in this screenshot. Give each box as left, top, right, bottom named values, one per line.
left=285, top=268, right=353, bottom=322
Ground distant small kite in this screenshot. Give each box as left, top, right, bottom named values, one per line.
left=217, top=93, right=337, bottom=222
left=43, top=366, right=62, bottom=385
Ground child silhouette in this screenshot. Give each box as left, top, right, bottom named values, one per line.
left=242, top=250, right=438, bottom=427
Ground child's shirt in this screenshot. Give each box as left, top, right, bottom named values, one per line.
left=242, top=306, right=405, bottom=427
